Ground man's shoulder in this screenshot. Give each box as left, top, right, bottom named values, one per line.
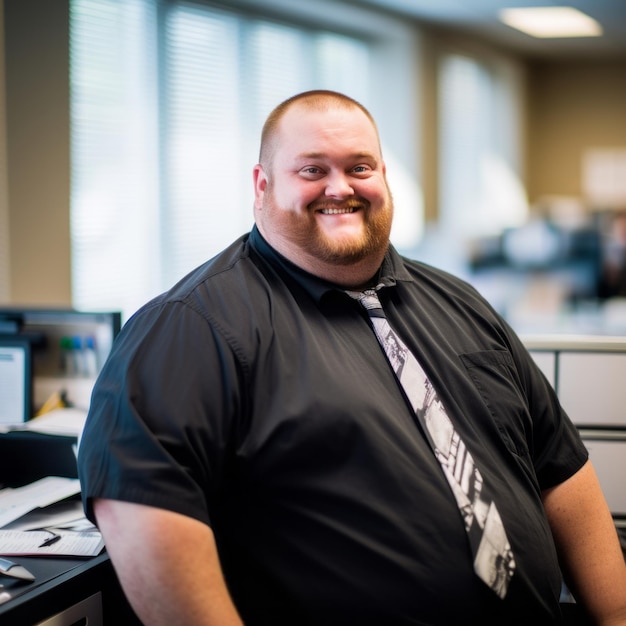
left=128, top=232, right=286, bottom=332
left=398, top=254, right=482, bottom=298
left=170, top=233, right=254, bottom=297
left=122, top=235, right=253, bottom=322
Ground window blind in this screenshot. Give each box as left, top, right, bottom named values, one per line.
left=70, top=0, right=160, bottom=317
left=70, top=0, right=375, bottom=320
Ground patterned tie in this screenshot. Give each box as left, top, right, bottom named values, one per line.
left=350, top=287, right=515, bottom=598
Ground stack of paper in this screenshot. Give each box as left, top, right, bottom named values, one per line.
left=0, top=476, right=104, bottom=557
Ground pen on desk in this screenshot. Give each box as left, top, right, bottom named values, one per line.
left=39, top=534, right=61, bottom=548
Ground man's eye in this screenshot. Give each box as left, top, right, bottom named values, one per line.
left=301, top=166, right=323, bottom=176
left=352, top=165, right=371, bottom=174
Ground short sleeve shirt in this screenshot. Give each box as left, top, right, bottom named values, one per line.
left=78, top=226, right=588, bottom=625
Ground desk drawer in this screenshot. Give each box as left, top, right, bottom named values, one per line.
left=35, top=591, right=102, bottom=626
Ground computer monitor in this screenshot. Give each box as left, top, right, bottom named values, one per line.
left=0, top=335, right=32, bottom=424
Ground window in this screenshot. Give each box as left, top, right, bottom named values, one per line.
left=438, top=53, right=527, bottom=238
left=70, top=0, right=160, bottom=317
left=70, top=0, right=422, bottom=321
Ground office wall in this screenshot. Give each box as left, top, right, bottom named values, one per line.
left=3, top=0, right=71, bottom=306
left=0, top=0, right=9, bottom=302
left=527, top=59, right=626, bottom=205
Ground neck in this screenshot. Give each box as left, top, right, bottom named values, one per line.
left=255, top=225, right=388, bottom=290
left=298, top=251, right=385, bottom=291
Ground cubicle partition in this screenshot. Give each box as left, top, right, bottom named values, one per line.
left=524, top=335, right=626, bottom=522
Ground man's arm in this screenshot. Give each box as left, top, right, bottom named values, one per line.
left=542, top=460, right=626, bottom=625
left=94, top=499, right=243, bottom=626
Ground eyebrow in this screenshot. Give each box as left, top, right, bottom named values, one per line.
left=296, top=151, right=379, bottom=164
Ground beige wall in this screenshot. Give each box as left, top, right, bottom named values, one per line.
left=3, top=0, right=71, bottom=306
left=527, top=59, right=626, bottom=204
left=0, top=0, right=10, bottom=302
left=418, top=30, right=440, bottom=225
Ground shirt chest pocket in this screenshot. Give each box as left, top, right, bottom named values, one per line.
left=459, top=350, right=532, bottom=460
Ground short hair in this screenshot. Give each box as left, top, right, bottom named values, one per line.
left=258, top=90, right=380, bottom=168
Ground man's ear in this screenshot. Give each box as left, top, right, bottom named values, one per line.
left=253, top=164, right=268, bottom=210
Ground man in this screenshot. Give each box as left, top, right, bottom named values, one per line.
left=78, top=90, right=626, bottom=625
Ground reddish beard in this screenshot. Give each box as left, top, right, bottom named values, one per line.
left=265, top=193, right=393, bottom=266
left=260, top=169, right=395, bottom=265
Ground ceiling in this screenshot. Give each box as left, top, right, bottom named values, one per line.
left=354, top=0, right=626, bottom=60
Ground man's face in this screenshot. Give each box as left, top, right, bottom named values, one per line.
left=253, top=105, right=393, bottom=275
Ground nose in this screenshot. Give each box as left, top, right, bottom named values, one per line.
left=325, top=171, right=355, bottom=199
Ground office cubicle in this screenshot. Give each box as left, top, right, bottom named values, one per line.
left=524, top=335, right=626, bottom=520
left=0, top=307, right=121, bottom=416
left=0, top=308, right=122, bottom=486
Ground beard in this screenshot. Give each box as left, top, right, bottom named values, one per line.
left=262, top=187, right=394, bottom=267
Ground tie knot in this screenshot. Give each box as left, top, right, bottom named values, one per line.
left=354, top=290, right=385, bottom=318
left=346, top=287, right=386, bottom=317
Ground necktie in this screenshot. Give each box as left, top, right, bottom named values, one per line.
left=350, top=287, right=515, bottom=599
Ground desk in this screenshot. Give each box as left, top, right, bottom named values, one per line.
left=0, top=552, right=141, bottom=625
left=0, top=430, right=141, bottom=624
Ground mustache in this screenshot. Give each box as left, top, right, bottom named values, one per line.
left=309, top=198, right=369, bottom=212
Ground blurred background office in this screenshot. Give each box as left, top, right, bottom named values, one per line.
left=2, top=0, right=626, bottom=335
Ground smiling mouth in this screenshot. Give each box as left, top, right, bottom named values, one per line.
left=319, top=207, right=358, bottom=215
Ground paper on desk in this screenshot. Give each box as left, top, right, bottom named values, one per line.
left=2, top=498, right=87, bottom=532
left=0, top=407, right=87, bottom=437
left=0, top=477, right=81, bottom=529
left=0, top=529, right=104, bottom=557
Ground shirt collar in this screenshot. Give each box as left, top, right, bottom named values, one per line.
left=248, top=224, right=414, bottom=305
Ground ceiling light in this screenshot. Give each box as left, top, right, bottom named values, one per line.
left=499, top=6, right=603, bottom=38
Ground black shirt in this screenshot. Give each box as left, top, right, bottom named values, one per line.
left=78, top=226, right=588, bottom=625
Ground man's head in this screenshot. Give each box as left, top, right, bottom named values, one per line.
left=253, top=90, right=393, bottom=289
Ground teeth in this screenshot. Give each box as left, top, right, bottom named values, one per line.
left=320, top=207, right=356, bottom=215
